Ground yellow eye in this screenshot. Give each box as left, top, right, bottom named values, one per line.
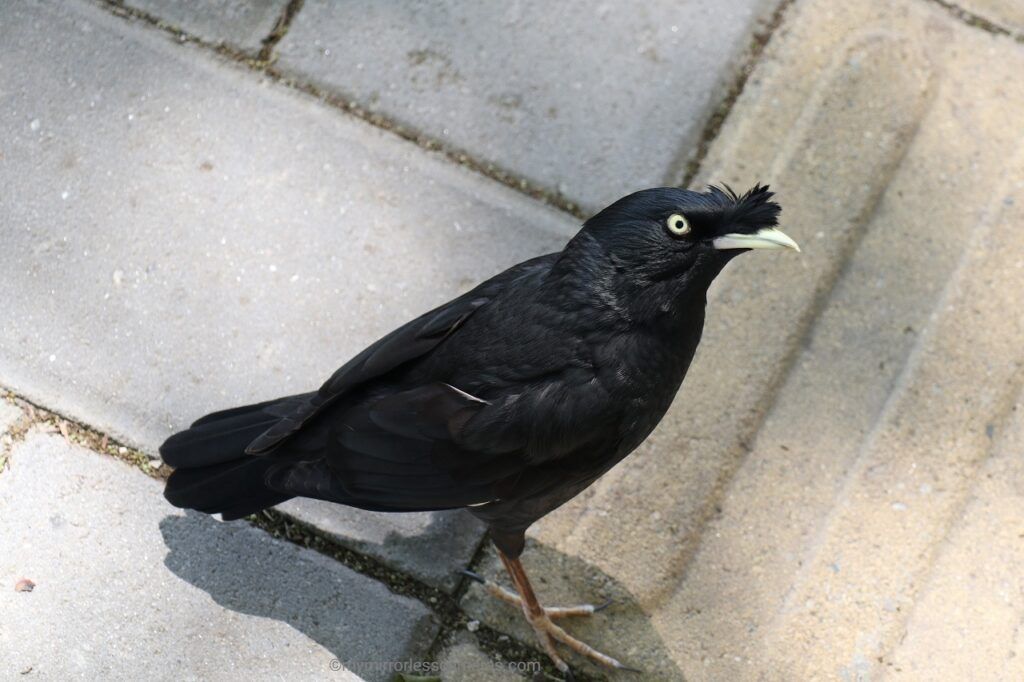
left=666, top=213, right=690, bottom=236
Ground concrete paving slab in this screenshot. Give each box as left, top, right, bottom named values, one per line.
left=887, top=388, right=1024, bottom=680
left=957, top=0, right=1024, bottom=33
left=463, top=0, right=1024, bottom=678
left=0, top=431, right=440, bottom=680
left=434, top=633, right=531, bottom=681
left=754, top=140, right=1024, bottom=680
left=0, top=0, right=573, bottom=589
left=283, top=499, right=484, bottom=594
left=117, top=0, right=288, bottom=53
left=0, top=400, right=24, bottom=467
left=0, top=400, right=23, bottom=435
left=274, top=0, right=781, bottom=212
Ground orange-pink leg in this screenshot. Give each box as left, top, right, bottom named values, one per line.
left=464, top=551, right=639, bottom=677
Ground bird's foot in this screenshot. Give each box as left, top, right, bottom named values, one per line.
left=461, top=570, right=635, bottom=676
left=462, top=570, right=611, bottom=618
left=522, top=608, right=639, bottom=677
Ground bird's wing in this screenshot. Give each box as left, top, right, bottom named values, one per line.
left=246, top=255, right=555, bottom=455
left=265, top=365, right=620, bottom=512
left=264, top=381, right=526, bottom=510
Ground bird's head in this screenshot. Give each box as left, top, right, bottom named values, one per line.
left=565, top=184, right=798, bottom=321
left=579, top=184, right=795, bottom=287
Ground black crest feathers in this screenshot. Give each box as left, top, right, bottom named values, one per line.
left=707, top=183, right=781, bottom=233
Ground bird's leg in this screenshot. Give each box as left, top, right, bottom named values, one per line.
left=462, top=569, right=609, bottom=618
left=495, top=550, right=637, bottom=675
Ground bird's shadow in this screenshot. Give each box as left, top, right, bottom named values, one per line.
left=162, top=509, right=684, bottom=680
left=462, top=538, right=687, bottom=681
left=276, top=498, right=486, bottom=594
left=158, top=510, right=437, bottom=675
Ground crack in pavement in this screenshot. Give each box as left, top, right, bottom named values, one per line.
left=0, top=388, right=596, bottom=679
left=924, top=0, right=1024, bottom=42
left=94, top=0, right=587, bottom=220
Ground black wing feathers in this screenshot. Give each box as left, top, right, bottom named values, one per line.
left=240, top=253, right=619, bottom=516
left=245, top=296, right=489, bottom=455
left=267, top=382, right=508, bottom=510
left=368, top=382, right=487, bottom=441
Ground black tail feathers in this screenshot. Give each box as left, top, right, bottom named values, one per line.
left=161, top=398, right=294, bottom=520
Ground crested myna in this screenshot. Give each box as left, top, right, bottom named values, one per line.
left=161, top=184, right=798, bottom=676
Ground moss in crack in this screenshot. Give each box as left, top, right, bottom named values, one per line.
left=0, top=390, right=165, bottom=478
left=676, top=0, right=796, bottom=189
left=94, top=0, right=585, bottom=221
left=925, top=0, right=1024, bottom=41
left=252, top=508, right=600, bottom=680
left=259, top=67, right=586, bottom=220
left=97, top=0, right=260, bottom=65
left=0, top=385, right=598, bottom=679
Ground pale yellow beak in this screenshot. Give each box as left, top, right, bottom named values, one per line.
left=713, top=227, right=800, bottom=252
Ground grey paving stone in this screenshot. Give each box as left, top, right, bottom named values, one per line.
left=281, top=499, right=484, bottom=594
left=0, top=400, right=24, bottom=469
left=0, top=400, right=22, bottom=436
left=119, top=0, right=288, bottom=53
left=0, top=432, right=440, bottom=681
left=274, top=0, right=780, bottom=212
left=434, top=632, right=531, bottom=681
left=0, top=0, right=573, bottom=588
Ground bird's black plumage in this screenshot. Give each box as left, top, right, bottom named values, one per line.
left=162, top=184, right=786, bottom=560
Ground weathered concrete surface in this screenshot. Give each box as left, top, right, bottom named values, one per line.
left=0, top=399, right=24, bottom=463
left=887, top=389, right=1024, bottom=680
left=464, top=0, right=1024, bottom=678
left=434, top=633, right=531, bottom=681
left=0, top=0, right=571, bottom=589
left=117, top=0, right=288, bottom=52
left=274, top=0, right=781, bottom=211
left=7, top=0, right=1024, bottom=679
left=957, top=0, right=1024, bottom=33
left=0, top=432, right=441, bottom=681
left=283, top=498, right=484, bottom=593
left=0, top=400, right=23, bottom=434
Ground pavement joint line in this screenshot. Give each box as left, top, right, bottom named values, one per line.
left=675, top=0, right=798, bottom=190
left=923, top=0, right=1024, bottom=42
left=0, top=387, right=584, bottom=678
left=0, top=389, right=165, bottom=479
left=257, top=509, right=597, bottom=680
left=257, top=0, right=305, bottom=64
left=97, top=0, right=258, bottom=60
left=664, top=50, right=940, bottom=595
left=93, top=0, right=587, bottom=220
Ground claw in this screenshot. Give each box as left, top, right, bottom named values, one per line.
left=490, top=551, right=637, bottom=675
left=460, top=569, right=486, bottom=584
left=592, top=599, right=613, bottom=613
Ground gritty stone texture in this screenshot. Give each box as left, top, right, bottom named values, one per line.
left=281, top=499, right=484, bottom=593
left=0, top=0, right=573, bottom=587
left=0, top=432, right=439, bottom=681
left=274, top=0, right=780, bottom=212
left=464, top=0, right=1024, bottom=679
left=7, top=0, right=1024, bottom=679
left=958, top=0, right=1024, bottom=33
left=888, top=391, right=1024, bottom=679
left=118, top=0, right=288, bottom=52
left=0, top=400, right=23, bottom=436
left=0, top=400, right=24, bottom=467
left=434, top=633, right=531, bottom=681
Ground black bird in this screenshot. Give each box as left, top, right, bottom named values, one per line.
left=161, top=184, right=798, bottom=675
